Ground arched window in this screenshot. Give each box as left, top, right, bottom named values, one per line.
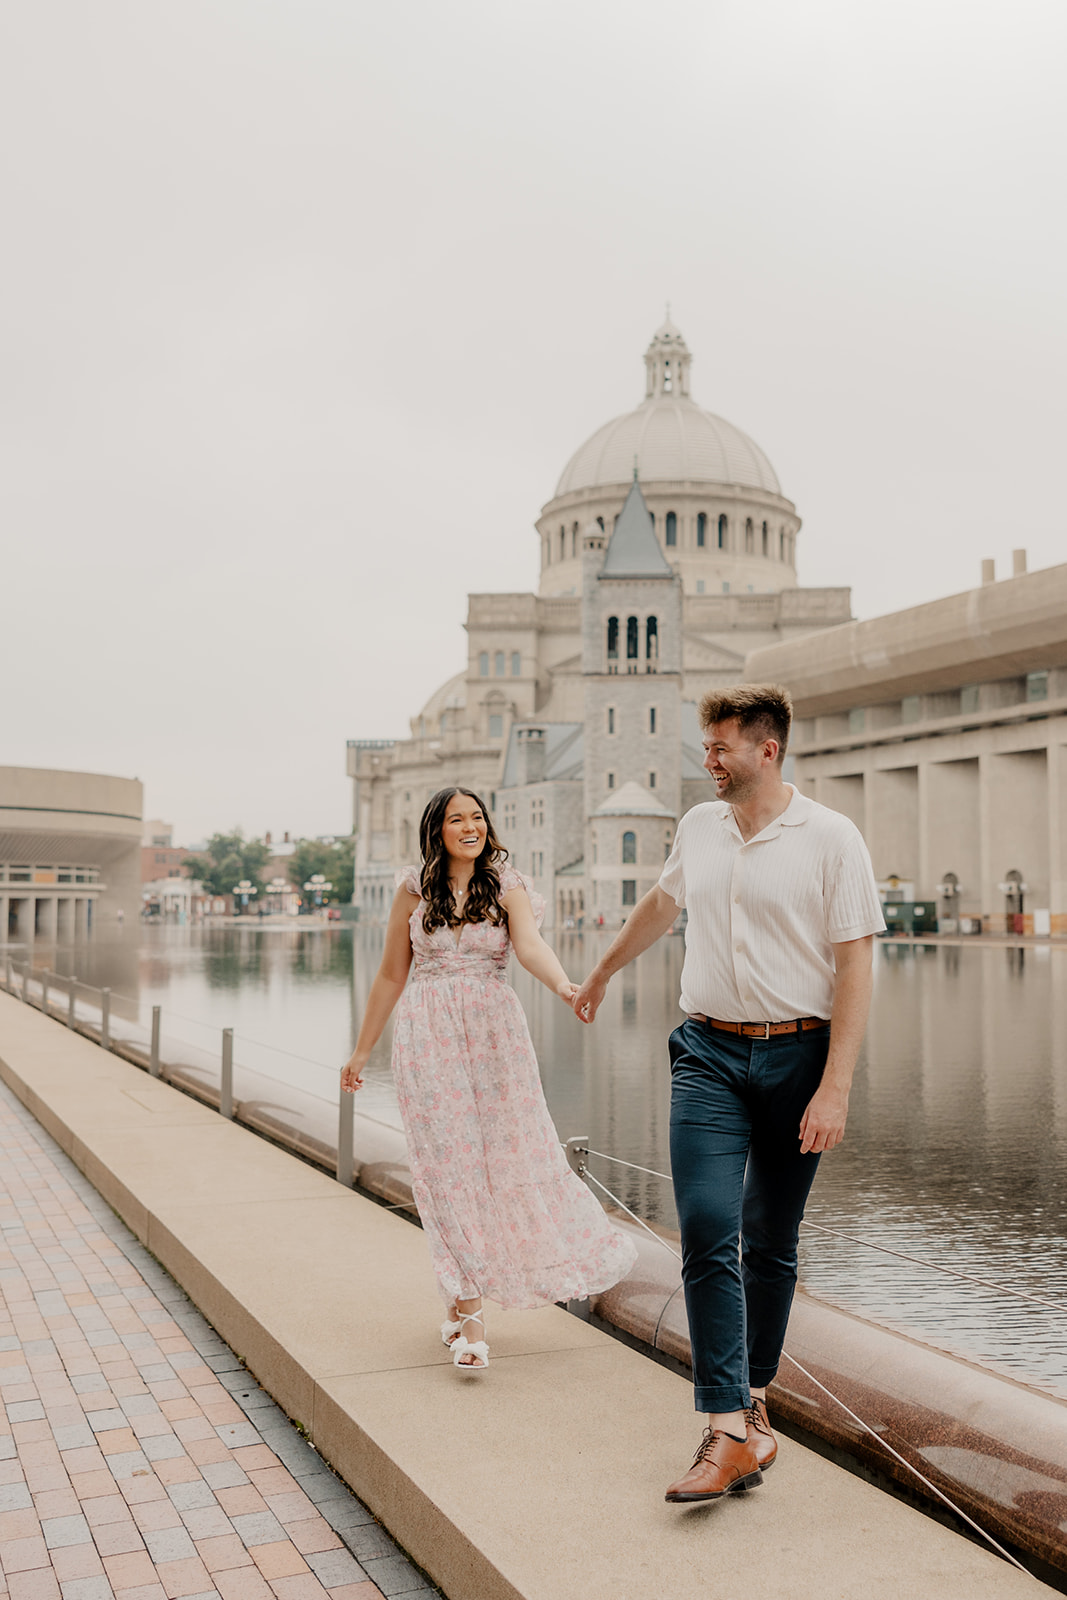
left=665, top=511, right=677, bottom=547
left=494, top=651, right=505, bottom=676
left=511, top=651, right=521, bottom=676
left=559, top=526, right=565, bottom=560
left=646, top=616, right=658, bottom=661
left=745, top=518, right=754, bottom=553
left=571, top=522, right=578, bottom=557
left=622, top=831, right=636, bottom=865
left=626, top=616, right=639, bottom=659
left=607, top=707, right=615, bottom=735
left=761, top=521, right=768, bottom=556
left=649, top=706, right=657, bottom=733
left=606, top=616, right=619, bottom=660
left=478, top=652, right=489, bottom=676
left=697, top=512, right=706, bottom=547
left=596, top=515, right=605, bottom=531
left=718, top=514, right=727, bottom=549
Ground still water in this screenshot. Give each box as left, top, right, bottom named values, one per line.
left=39, top=925, right=1067, bottom=1399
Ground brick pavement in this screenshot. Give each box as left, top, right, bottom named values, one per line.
left=0, top=1080, right=439, bottom=1600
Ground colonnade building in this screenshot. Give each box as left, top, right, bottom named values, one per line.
left=0, top=766, right=143, bottom=942
left=349, top=318, right=851, bottom=927
left=747, top=554, right=1067, bottom=935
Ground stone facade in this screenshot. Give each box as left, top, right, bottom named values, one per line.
left=746, top=555, right=1067, bottom=935
left=349, top=318, right=852, bottom=926
left=0, top=766, right=143, bottom=941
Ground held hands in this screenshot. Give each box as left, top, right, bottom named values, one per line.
left=340, top=1061, right=365, bottom=1095
left=556, top=979, right=580, bottom=1006
left=572, top=972, right=607, bottom=1025
left=799, top=1084, right=849, bottom=1154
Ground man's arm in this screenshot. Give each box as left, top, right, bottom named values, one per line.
left=798, top=934, right=873, bottom=1154
left=573, top=885, right=680, bottom=1023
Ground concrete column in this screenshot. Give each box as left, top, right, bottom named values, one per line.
left=867, top=765, right=919, bottom=883
left=924, top=758, right=980, bottom=918
left=39, top=896, right=58, bottom=944
left=56, top=898, right=74, bottom=940
left=75, top=898, right=89, bottom=937
left=0, top=895, right=8, bottom=943
left=16, top=897, right=34, bottom=943
left=1049, top=738, right=1067, bottom=934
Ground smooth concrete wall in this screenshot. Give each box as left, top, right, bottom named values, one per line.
left=920, top=759, right=980, bottom=915
left=867, top=765, right=919, bottom=882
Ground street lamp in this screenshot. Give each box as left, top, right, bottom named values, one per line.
left=303, top=873, right=333, bottom=912
left=233, top=879, right=258, bottom=916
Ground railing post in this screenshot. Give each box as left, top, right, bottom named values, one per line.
left=220, top=1028, right=234, bottom=1118
left=150, top=1006, right=161, bottom=1077
left=68, top=975, right=77, bottom=1029
left=41, top=969, right=50, bottom=1017
left=4, top=957, right=11, bottom=993
left=23, top=963, right=32, bottom=1005
left=100, top=988, right=111, bottom=1051
left=337, top=1084, right=354, bottom=1187
left=564, top=1136, right=589, bottom=1179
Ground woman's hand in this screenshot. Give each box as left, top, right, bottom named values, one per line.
left=340, top=1060, right=365, bottom=1094
left=556, top=979, right=579, bottom=1006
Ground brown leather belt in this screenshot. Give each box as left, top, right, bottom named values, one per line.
left=687, top=1015, right=829, bottom=1038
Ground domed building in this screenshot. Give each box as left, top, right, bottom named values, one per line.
left=349, top=320, right=852, bottom=926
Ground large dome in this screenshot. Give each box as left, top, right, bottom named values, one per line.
left=554, top=319, right=781, bottom=498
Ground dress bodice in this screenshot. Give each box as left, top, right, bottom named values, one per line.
left=398, top=863, right=543, bottom=982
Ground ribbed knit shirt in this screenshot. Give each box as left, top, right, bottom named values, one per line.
left=659, top=786, right=886, bottom=1023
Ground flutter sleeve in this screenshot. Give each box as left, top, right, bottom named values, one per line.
left=394, top=865, right=421, bottom=898
left=499, top=862, right=545, bottom=929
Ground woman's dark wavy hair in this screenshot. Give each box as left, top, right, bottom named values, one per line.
left=418, top=787, right=509, bottom=934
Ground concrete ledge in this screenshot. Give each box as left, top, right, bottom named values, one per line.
left=0, top=991, right=1047, bottom=1599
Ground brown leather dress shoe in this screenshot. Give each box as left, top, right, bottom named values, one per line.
left=745, top=1397, right=778, bottom=1470
left=664, top=1428, right=763, bottom=1502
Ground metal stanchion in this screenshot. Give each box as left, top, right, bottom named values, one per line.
left=4, top=957, right=11, bottom=993
left=337, top=1084, right=354, bottom=1187
left=150, top=1006, right=161, bottom=1077
left=68, top=975, right=77, bottom=1029
left=220, top=1029, right=234, bottom=1118
left=100, top=988, right=111, bottom=1050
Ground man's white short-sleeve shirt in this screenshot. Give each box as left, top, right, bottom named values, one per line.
left=658, top=786, right=885, bottom=1022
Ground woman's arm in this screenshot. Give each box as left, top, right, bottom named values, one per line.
left=340, top=886, right=418, bottom=1091
left=501, top=886, right=576, bottom=1003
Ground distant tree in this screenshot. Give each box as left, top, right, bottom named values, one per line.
left=183, top=832, right=271, bottom=902
left=290, top=836, right=355, bottom=905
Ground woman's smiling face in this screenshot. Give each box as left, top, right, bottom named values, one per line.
left=440, top=793, right=488, bottom=866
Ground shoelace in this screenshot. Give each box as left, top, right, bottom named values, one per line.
left=691, top=1426, right=721, bottom=1464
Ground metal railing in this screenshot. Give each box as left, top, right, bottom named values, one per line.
left=1, top=958, right=358, bottom=1186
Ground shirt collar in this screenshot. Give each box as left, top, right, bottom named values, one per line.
left=719, top=784, right=813, bottom=842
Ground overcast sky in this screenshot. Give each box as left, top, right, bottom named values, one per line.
left=3, top=0, right=1065, bottom=844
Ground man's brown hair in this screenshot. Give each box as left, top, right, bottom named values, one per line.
left=697, top=684, right=793, bottom=763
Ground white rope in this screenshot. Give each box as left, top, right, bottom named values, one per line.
left=581, top=1169, right=681, bottom=1262
left=778, top=1351, right=1033, bottom=1578
left=580, top=1147, right=1066, bottom=1314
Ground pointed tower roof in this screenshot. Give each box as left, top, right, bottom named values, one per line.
left=600, top=476, right=673, bottom=579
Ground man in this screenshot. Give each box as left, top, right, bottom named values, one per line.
left=573, top=684, right=885, bottom=1502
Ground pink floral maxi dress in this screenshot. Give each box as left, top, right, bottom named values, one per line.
left=392, top=865, right=638, bottom=1310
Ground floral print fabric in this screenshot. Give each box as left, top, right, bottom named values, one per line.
left=392, top=864, right=637, bottom=1309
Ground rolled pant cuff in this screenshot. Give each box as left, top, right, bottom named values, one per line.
left=748, top=1366, right=779, bottom=1388
left=694, top=1386, right=750, bottom=1414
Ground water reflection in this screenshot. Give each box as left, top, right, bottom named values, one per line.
left=21, top=925, right=1067, bottom=1397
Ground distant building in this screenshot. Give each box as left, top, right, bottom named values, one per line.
left=349, top=318, right=850, bottom=925
left=141, top=819, right=193, bottom=884
left=747, top=553, right=1067, bottom=935
left=1, top=766, right=142, bottom=940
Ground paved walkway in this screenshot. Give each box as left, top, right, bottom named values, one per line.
left=0, top=1080, right=437, bottom=1600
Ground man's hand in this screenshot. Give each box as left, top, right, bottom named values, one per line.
left=573, top=971, right=608, bottom=1024
left=799, top=1084, right=849, bottom=1154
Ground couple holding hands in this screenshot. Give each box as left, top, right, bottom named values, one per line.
left=341, top=686, right=884, bottom=1503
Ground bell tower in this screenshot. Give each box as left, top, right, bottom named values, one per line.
left=643, top=313, right=692, bottom=399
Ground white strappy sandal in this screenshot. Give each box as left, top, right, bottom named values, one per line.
left=450, top=1308, right=489, bottom=1372
left=440, top=1313, right=463, bottom=1349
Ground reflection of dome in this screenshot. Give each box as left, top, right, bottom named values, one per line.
left=554, top=319, right=781, bottom=497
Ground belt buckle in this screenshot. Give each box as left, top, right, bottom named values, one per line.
left=760, top=1021, right=771, bottom=1038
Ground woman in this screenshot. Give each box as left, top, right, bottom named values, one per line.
left=341, top=787, right=637, bottom=1370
